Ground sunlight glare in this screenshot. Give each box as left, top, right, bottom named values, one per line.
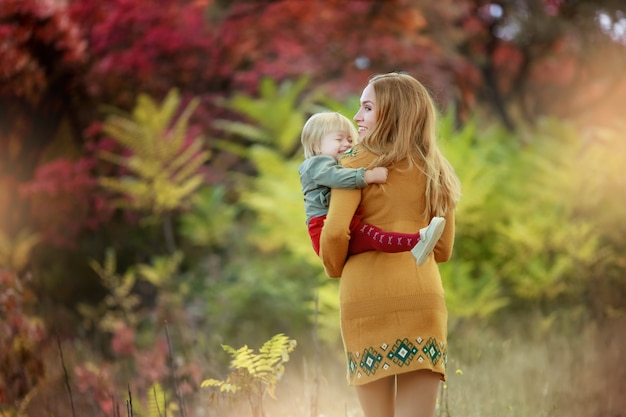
left=596, top=11, right=626, bottom=44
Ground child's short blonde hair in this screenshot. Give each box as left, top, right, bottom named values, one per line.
left=300, top=112, right=358, bottom=159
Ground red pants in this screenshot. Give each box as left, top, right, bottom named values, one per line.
left=307, top=214, right=420, bottom=256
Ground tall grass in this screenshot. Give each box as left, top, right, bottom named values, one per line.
left=14, top=316, right=625, bottom=416
left=261, top=316, right=625, bottom=417
left=443, top=316, right=626, bottom=417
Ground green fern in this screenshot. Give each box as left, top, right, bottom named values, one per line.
left=144, top=382, right=179, bottom=417
left=78, top=248, right=140, bottom=332
left=178, top=186, right=238, bottom=247
left=201, top=333, right=297, bottom=417
left=98, top=88, right=210, bottom=218
left=135, top=251, right=184, bottom=287
left=115, top=383, right=179, bottom=417
left=78, top=249, right=188, bottom=333
left=214, top=76, right=315, bottom=157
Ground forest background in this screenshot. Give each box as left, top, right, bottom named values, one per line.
left=1, top=0, right=625, bottom=416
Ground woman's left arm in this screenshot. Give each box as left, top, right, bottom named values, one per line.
left=319, top=187, right=361, bottom=278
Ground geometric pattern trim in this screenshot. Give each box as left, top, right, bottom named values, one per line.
left=347, top=336, right=447, bottom=380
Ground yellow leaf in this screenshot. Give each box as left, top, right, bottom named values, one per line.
left=201, top=379, right=223, bottom=388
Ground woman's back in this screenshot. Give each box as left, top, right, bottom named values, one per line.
left=353, top=153, right=427, bottom=232
left=320, top=147, right=455, bottom=279
left=320, top=146, right=454, bottom=386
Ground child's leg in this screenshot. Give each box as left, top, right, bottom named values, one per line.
left=307, top=216, right=326, bottom=256
left=348, top=217, right=420, bottom=255
left=349, top=216, right=447, bottom=266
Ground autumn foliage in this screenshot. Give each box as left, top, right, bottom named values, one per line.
left=0, top=270, right=45, bottom=407
left=0, top=0, right=625, bottom=414
left=18, top=158, right=111, bottom=248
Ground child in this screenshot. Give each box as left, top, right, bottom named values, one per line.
left=298, top=112, right=445, bottom=265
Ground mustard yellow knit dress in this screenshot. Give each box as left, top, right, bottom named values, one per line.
left=319, top=147, right=455, bottom=386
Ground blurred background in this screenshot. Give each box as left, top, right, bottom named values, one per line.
left=1, top=0, right=625, bottom=416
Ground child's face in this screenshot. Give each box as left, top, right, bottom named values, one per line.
left=315, top=131, right=353, bottom=160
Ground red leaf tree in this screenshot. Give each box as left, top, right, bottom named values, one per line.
left=2, top=0, right=625, bottom=256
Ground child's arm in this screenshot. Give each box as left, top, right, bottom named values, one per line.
left=307, top=156, right=384, bottom=190
left=364, top=167, right=388, bottom=184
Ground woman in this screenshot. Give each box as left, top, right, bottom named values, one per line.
left=298, top=111, right=446, bottom=263
left=319, top=72, right=461, bottom=417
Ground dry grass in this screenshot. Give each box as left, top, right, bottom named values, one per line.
left=17, top=317, right=626, bottom=417
left=261, top=317, right=626, bottom=417
left=442, top=317, right=626, bottom=417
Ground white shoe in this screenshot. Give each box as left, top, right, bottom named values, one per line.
left=411, top=217, right=446, bottom=266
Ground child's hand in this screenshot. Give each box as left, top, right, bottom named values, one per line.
left=364, top=167, right=388, bottom=184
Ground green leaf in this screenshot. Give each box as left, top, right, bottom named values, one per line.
left=202, top=334, right=297, bottom=411
left=99, top=88, right=209, bottom=218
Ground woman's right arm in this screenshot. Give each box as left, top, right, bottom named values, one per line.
left=319, top=187, right=361, bottom=278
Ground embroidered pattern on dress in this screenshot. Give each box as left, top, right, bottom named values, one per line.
left=348, top=337, right=447, bottom=379
left=360, top=347, right=383, bottom=376
left=387, top=338, right=418, bottom=366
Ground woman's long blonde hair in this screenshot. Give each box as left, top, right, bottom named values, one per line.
left=361, top=72, right=461, bottom=216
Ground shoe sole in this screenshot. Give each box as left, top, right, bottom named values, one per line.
left=411, top=217, right=446, bottom=266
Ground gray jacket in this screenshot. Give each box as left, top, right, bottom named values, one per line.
left=298, top=155, right=368, bottom=225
